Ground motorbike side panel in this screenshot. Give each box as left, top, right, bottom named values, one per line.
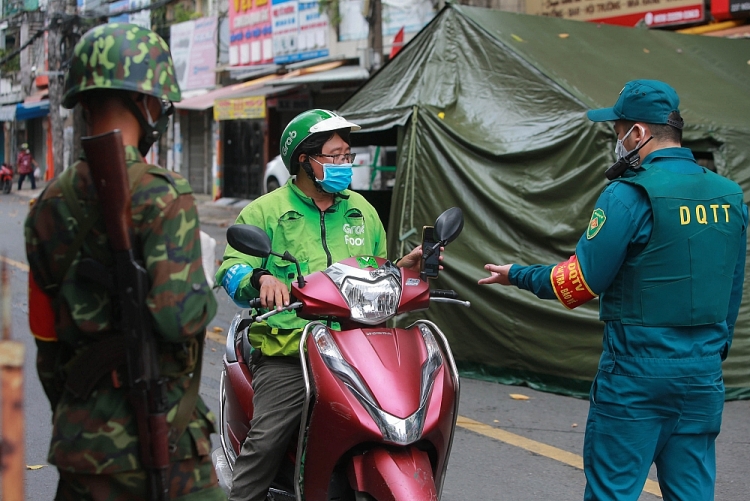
left=347, top=446, right=438, bottom=501
left=223, top=356, right=254, bottom=456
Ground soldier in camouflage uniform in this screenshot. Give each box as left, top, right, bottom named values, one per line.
left=24, top=23, right=226, bottom=501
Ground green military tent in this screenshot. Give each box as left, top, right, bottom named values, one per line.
left=338, top=3, right=750, bottom=398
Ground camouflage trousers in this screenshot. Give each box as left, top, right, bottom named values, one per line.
left=55, top=454, right=227, bottom=501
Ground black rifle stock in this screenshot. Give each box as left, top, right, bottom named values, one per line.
left=82, top=130, right=169, bottom=501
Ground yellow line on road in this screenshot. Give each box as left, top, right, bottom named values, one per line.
left=0, top=255, right=29, bottom=273
left=206, top=331, right=662, bottom=498
left=456, top=416, right=663, bottom=498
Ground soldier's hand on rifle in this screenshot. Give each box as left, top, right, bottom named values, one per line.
left=258, top=275, right=290, bottom=311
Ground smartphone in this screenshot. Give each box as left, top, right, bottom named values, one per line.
left=421, top=226, right=441, bottom=279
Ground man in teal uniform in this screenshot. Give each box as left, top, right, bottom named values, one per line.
left=479, top=80, right=747, bottom=501
left=216, top=109, right=425, bottom=500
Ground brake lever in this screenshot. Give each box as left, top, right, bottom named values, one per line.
left=251, top=301, right=303, bottom=322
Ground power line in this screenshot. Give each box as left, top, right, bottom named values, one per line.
left=0, top=0, right=178, bottom=67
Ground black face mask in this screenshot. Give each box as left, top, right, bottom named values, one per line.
left=122, top=96, right=174, bottom=157
left=604, top=136, right=653, bottom=180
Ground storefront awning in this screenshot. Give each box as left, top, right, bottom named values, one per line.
left=267, top=66, right=370, bottom=86
left=16, top=100, right=49, bottom=121
left=175, top=74, right=281, bottom=111
left=0, top=104, right=17, bottom=122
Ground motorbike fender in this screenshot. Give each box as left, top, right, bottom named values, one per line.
left=347, top=446, right=437, bottom=501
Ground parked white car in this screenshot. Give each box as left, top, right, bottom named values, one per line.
left=262, top=146, right=395, bottom=194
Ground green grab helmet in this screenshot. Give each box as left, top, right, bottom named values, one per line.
left=62, top=23, right=181, bottom=109
left=280, top=109, right=361, bottom=174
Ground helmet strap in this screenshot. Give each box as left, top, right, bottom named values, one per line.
left=121, top=94, right=172, bottom=157
left=300, top=161, right=327, bottom=194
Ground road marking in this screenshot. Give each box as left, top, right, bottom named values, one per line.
left=0, top=255, right=29, bottom=273
left=456, top=416, right=663, bottom=498
left=206, top=331, right=663, bottom=498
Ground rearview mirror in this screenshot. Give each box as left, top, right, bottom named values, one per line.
left=434, top=207, right=464, bottom=244
left=227, top=225, right=272, bottom=258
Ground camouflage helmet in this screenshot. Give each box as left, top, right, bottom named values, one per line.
left=63, top=23, right=181, bottom=109
left=280, top=109, right=360, bottom=174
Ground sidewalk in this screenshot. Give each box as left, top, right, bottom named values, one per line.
left=193, top=193, right=250, bottom=227
left=16, top=183, right=248, bottom=228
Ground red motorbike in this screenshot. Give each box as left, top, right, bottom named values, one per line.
left=0, top=164, right=12, bottom=194
left=213, top=208, right=468, bottom=501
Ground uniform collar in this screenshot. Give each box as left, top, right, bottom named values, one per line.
left=78, top=144, right=146, bottom=164
left=288, top=178, right=350, bottom=209
left=641, top=147, right=695, bottom=166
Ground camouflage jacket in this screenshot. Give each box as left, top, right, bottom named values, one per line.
left=24, top=145, right=218, bottom=474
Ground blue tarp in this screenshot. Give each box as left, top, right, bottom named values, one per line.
left=16, top=100, right=49, bottom=121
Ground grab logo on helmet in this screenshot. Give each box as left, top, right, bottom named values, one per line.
left=281, top=131, right=297, bottom=157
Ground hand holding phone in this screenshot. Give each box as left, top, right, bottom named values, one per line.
left=422, top=226, right=441, bottom=279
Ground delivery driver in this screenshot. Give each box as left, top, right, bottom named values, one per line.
left=478, top=79, right=747, bottom=501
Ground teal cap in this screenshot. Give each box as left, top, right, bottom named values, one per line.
left=587, top=80, right=682, bottom=128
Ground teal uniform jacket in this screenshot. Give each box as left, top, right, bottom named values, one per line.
left=216, top=179, right=388, bottom=357
left=509, top=147, right=747, bottom=377
left=508, top=147, right=748, bottom=501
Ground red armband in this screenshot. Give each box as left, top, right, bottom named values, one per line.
left=549, top=254, right=596, bottom=310
left=28, top=273, right=57, bottom=341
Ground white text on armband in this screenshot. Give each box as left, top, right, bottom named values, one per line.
left=680, top=204, right=731, bottom=225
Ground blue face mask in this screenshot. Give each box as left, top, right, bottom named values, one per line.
left=311, top=159, right=353, bottom=193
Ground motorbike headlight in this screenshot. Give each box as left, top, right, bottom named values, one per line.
left=312, top=324, right=377, bottom=404
left=339, top=274, right=401, bottom=325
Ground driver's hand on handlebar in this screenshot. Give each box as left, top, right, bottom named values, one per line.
left=257, top=275, right=290, bottom=311
left=478, top=264, right=514, bottom=286
left=397, top=245, right=444, bottom=273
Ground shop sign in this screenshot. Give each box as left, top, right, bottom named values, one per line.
left=229, top=0, right=274, bottom=66
left=711, top=0, right=750, bottom=20
left=214, top=96, right=267, bottom=121
left=339, top=0, right=436, bottom=42
left=524, top=0, right=704, bottom=28
left=171, top=17, right=219, bottom=91
left=271, top=0, right=329, bottom=64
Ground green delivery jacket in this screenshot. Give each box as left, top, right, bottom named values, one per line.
left=216, top=179, right=388, bottom=357
left=24, top=146, right=218, bottom=474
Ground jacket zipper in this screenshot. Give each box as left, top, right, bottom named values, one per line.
left=320, top=209, right=332, bottom=267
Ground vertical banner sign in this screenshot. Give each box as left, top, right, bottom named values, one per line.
left=272, top=0, right=329, bottom=64
left=229, top=0, right=274, bottom=66
left=170, top=18, right=218, bottom=91
left=524, top=0, right=703, bottom=28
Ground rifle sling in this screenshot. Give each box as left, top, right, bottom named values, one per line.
left=168, top=335, right=205, bottom=450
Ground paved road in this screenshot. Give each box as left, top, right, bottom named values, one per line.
left=3, top=187, right=749, bottom=500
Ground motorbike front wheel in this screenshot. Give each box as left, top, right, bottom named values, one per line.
left=1, top=179, right=10, bottom=194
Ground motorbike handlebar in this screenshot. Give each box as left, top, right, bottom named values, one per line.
left=248, top=298, right=262, bottom=309
left=430, top=289, right=458, bottom=299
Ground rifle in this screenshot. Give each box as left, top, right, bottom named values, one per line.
left=82, top=130, right=170, bottom=501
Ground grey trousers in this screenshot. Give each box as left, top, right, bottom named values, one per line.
left=229, top=356, right=306, bottom=501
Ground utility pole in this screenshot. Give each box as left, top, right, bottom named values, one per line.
left=366, top=0, right=383, bottom=72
